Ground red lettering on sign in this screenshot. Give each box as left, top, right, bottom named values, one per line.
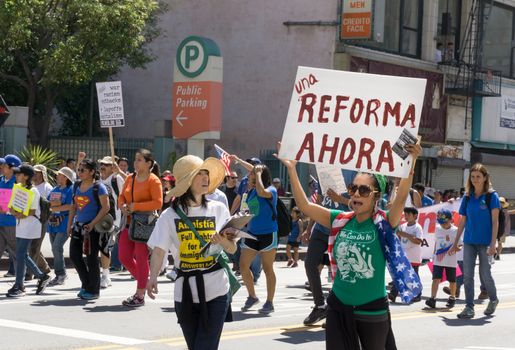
left=295, top=132, right=315, bottom=162
left=356, top=138, right=374, bottom=169
left=339, top=138, right=356, bottom=164
left=298, top=93, right=317, bottom=122
left=318, top=134, right=340, bottom=164
left=295, top=74, right=319, bottom=95
left=376, top=141, right=394, bottom=172
left=418, top=212, right=437, bottom=233
left=365, top=99, right=381, bottom=126
left=350, top=98, right=364, bottom=123
left=318, top=95, right=332, bottom=123
left=383, top=102, right=401, bottom=126
left=401, top=103, right=416, bottom=128
left=334, top=95, right=350, bottom=122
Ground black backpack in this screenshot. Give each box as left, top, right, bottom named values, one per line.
left=38, top=196, right=52, bottom=224
left=266, top=196, right=292, bottom=237
left=73, top=181, right=116, bottom=221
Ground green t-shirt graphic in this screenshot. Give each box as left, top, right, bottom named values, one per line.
left=331, top=210, right=387, bottom=315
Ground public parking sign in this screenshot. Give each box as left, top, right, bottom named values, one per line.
left=96, top=81, right=125, bottom=128
left=172, top=36, right=223, bottom=140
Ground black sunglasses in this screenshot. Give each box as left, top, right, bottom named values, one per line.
left=77, top=168, right=89, bottom=173
left=347, top=184, right=378, bottom=198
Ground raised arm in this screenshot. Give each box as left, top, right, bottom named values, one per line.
left=274, top=145, right=331, bottom=228
left=388, top=143, right=422, bottom=227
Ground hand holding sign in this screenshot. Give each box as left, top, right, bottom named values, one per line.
left=273, top=141, right=297, bottom=169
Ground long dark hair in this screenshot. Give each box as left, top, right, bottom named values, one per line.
left=136, top=148, right=160, bottom=177
left=172, top=187, right=208, bottom=214
left=256, top=165, right=272, bottom=188
left=81, top=159, right=100, bottom=181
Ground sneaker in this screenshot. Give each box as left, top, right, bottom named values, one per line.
left=457, top=306, right=475, bottom=319
left=446, top=297, right=456, bottom=308
left=478, top=291, right=488, bottom=300
left=425, top=297, right=436, bottom=308
left=36, top=274, right=51, bottom=295
left=241, top=296, right=260, bottom=311
left=77, top=288, right=85, bottom=298
left=3, top=272, right=14, bottom=277
left=258, top=301, right=275, bottom=315
left=100, top=275, right=112, bottom=289
left=122, top=294, right=145, bottom=307
left=484, top=299, right=499, bottom=316
left=48, top=275, right=68, bottom=286
left=303, top=305, right=327, bottom=325
left=442, top=286, right=459, bottom=298
left=387, top=292, right=396, bottom=303
left=412, top=295, right=422, bottom=303
left=80, top=292, right=99, bottom=300
left=287, top=259, right=294, bottom=267
left=291, top=262, right=298, bottom=268
left=6, top=285, right=26, bottom=297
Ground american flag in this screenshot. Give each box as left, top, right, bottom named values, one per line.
left=309, top=176, right=319, bottom=203
left=214, top=144, right=232, bottom=176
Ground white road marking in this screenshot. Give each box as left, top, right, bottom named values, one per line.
left=0, top=318, right=150, bottom=345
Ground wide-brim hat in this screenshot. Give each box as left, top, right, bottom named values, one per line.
left=500, top=197, right=509, bottom=209
left=169, top=155, right=225, bottom=198
left=34, top=164, right=49, bottom=183
left=56, top=166, right=76, bottom=183
left=98, top=156, right=115, bottom=165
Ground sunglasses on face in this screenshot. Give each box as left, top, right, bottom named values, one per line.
left=77, top=168, right=89, bottom=173
left=347, top=184, right=378, bottom=197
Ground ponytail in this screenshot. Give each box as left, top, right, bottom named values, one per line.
left=151, top=161, right=160, bottom=177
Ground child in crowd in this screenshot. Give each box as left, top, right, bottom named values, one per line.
left=426, top=209, right=458, bottom=308
left=388, top=207, right=423, bottom=303
left=286, top=207, right=303, bottom=268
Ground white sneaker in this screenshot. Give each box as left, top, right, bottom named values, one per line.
left=100, top=275, right=112, bottom=289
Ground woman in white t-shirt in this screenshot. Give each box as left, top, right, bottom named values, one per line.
left=146, top=155, right=237, bottom=350
left=6, top=164, right=50, bottom=297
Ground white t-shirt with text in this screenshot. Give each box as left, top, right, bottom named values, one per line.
left=147, top=200, right=231, bottom=303
left=433, top=224, right=458, bottom=267
left=398, top=222, right=423, bottom=264
left=16, top=187, right=42, bottom=240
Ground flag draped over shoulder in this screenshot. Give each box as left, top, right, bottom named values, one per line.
left=328, top=210, right=423, bottom=304
left=214, top=144, right=232, bottom=176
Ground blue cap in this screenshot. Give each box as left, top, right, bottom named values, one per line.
left=437, top=209, right=453, bottom=224
left=0, top=158, right=5, bottom=165
left=246, top=157, right=261, bottom=165
left=4, top=154, right=21, bottom=168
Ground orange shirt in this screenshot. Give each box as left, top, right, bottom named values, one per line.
left=118, top=173, right=163, bottom=212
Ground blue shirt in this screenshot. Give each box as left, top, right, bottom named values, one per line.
left=246, top=186, right=278, bottom=235
left=422, top=195, right=434, bottom=207
left=47, top=185, right=73, bottom=233
left=288, top=218, right=301, bottom=242
left=74, top=182, right=108, bottom=224
left=314, top=193, right=349, bottom=235
left=0, top=175, right=16, bottom=226
left=459, top=192, right=501, bottom=245
left=237, top=176, right=249, bottom=196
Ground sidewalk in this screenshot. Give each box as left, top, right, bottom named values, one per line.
left=1, top=234, right=514, bottom=268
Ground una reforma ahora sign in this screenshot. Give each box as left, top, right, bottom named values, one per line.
left=278, top=67, right=427, bottom=178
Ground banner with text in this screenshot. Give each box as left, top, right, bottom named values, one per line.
left=278, top=67, right=427, bottom=178
left=8, top=184, right=35, bottom=216
left=96, top=81, right=125, bottom=128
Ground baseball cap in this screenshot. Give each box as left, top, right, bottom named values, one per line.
left=246, top=157, right=261, bottom=165
left=98, top=156, right=115, bottom=165
left=4, top=154, right=21, bottom=168
left=272, top=177, right=281, bottom=183
left=437, top=209, right=453, bottom=224
left=13, top=164, right=35, bottom=178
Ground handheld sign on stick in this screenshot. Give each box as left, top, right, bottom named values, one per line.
left=96, top=81, right=125, bottom=160
left=278, top=67, right=426, bottom=178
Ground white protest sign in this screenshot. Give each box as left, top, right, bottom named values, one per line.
left=278, top=67, right=427, bottom=178
left=316, top=164, right=347, bottom=196
left=96, top=81, right=125, bottom=128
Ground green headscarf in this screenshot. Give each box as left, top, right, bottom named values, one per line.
left=374, top=174, right=388, bottom=194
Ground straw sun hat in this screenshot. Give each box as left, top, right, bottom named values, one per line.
left=169, top=155, right=225, bottom=197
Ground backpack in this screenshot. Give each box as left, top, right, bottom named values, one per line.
left=73, top=181, right=117, bottom=221
left=111, top=176, right=120, bottom=197
left=265, top=196, right=292, bottom=237
left=38, top=196, right=52, bottom=224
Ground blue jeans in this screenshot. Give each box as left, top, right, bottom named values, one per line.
left=456, top=260, right=464, bottom=293
left=110, top=239, right=122, bottom=269
left=463, top=244, right=497, bottom=308
left=15, top=238, right=45, bottom=287
left=49, top=233, right=68, bottom=277
left=7, top=254, right=15, bottom=274
left=175, top=293, right=230, bottom=350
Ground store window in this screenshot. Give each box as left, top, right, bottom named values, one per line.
left=483, top=3, right=515, bottom=77
left=437, top=0, right=462, bottom=61
left=347, top=0, right=423, bottom=58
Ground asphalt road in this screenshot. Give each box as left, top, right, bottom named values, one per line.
left=0, top=253, right=514, bottom=350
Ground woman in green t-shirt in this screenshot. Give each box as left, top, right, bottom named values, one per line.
left=276, top=142, right=421, bottom=350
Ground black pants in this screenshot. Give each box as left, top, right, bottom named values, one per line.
left=326, top=306, right=391, bottom=350
left=69, top=228, right=100, bottom=294
left=305, top=229, right=328, bottom=306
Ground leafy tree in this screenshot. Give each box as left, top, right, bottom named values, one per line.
left=0, top=0, right=164, bottom=146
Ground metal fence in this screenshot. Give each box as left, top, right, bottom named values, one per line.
left=49, top=137, right=154, bottom=165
